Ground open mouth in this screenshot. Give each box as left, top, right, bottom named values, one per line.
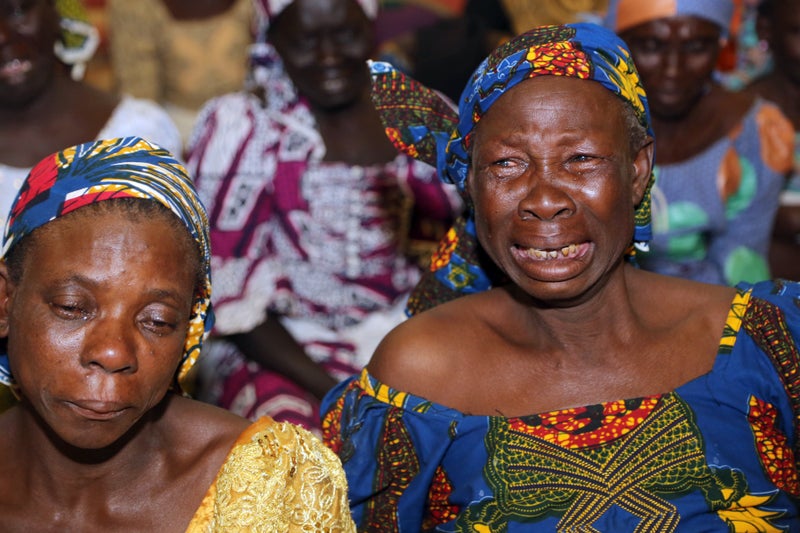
left=518, top=242, right=587, bottom=260
left=0, top=58, right=32, bottom=82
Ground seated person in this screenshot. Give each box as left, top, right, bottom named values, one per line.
left=0, top=0, right=182, bottom=231
left=321, top=24, right=800, bottom=531
left=744, top=0, right=800, bottom=280
left=605, top=0, right=794, bottom=285
left=0, top=137, right=354, bottom=531
left=187, top=0, right=460, bottom=432
left=107, top=0, right=255, bottom=145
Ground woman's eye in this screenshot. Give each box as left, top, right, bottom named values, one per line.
left=291, top=35, right=317, bottom=51
left=683, top=38, right=716, bottom=55
left=140, top=309, right=183, bottom=336
left=633, top=38, right=663, bottom=54
left=334, top=28, right=358, bottom=44
left=51, top=302, right=87, bottom=320
left=142, top=318, right=177, bottom=335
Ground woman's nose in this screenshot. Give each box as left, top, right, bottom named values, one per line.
left=80, top=319, right=138, bottom=375
left=516, top=167, right=576, bottom=221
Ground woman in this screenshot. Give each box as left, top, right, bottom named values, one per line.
left=321, top=24, right=800, bottom=531
left=107, top=0, right=255, bottom=144
left=744, top=0, right=800, bottom=280
left=0, top=0, right=182, bottom=231
left=187, top=0, right=460, bottom=431
left=605, top=0, right=794, bottom=285
left=0, top=137, right=355, bottom=531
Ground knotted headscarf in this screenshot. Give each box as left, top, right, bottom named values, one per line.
left=368, top=23, right=654, bottom=314
left=0, top=137, right=213, bottom=392
left=604, top=0, right=734, bottom=37
left=54, top=0, right=100, bottom=81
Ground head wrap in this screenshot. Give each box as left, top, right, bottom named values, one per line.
left=0, top=137, right=213, bottom=393
left=54, top=0, right=100, bottom=81
left=253, top=0, right=378, bottom=32
left=604, top=0, right=734, bottom=37
left=248, top=0, right=379, bottom=109
left=368, top=23, right=654, bottom=314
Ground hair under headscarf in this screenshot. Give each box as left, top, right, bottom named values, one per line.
left=54, top=0, right=100, bottom=81
left=368, top=23, right=654, bottom=314
left=604, top=0, right=734, bottom=37
left=0, top=137, right=213, bottom=392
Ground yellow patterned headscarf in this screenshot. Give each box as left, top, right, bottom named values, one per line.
left=54, top=0, right=100, bottom=81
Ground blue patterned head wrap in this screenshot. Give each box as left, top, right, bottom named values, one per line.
left=0, top=137, right=213, bottom=391
left=369, top=23, right=654, bottom=314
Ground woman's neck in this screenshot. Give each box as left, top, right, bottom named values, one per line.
left=312, top=93, right=400, bottom=166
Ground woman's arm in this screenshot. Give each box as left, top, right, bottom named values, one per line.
left=230, top=313, right=337, bottom=400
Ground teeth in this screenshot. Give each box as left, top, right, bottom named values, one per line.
left=561, top=244, right=577, bottom=256
left=528, top=243, right=579, bottom=260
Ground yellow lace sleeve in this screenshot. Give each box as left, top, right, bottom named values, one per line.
left=186, top=417, right=356, bottom=532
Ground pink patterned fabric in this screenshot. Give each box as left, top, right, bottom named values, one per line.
left=186, top=89, right=459, bottom=430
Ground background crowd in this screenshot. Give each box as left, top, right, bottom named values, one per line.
left=2, top=0, right=800, bottom=529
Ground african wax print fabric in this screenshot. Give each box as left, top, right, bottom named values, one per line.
left=321, top=279, right=800, bottom=532
left=186, top=86, right=459, bottom=429
left=367, top=23, right=654, bottom=314
left=187, top=415, right=356, bottom=532
left=638, top=100, right=793, bottom=286
left=0, top=95, right=183, bottom=234
left=0, top=137, right=212, bottom=391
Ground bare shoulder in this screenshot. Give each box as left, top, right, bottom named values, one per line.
left=162, top=395, right=250, bottom=477
left=368, top=290, right=503, bottom=398
left=634, top=269, right=736, bottom=318
left=167, top=395, right=250, bottom=447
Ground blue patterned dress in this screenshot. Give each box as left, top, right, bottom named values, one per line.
left=322, top=280, right=800, bottom=532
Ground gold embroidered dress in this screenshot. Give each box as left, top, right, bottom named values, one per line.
left=188, top=416, right=356, bottom=532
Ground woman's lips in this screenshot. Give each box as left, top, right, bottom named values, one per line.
left=0, top=58, right=32, bottom=83
left=67, top=400, right=129, bottom=421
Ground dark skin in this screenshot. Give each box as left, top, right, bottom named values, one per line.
left=621, top=16, right=754, bottom=165
left=369, top=77, right=735, bottom=416
left=0, top=206, right=248, bottom=531
left=0, top=0, right=118, bottom=168
left=160, top=0, right=238, bottom=20
left=746, top=0, right=800, bottom=280
left=231, top=0, right=399, bottom=400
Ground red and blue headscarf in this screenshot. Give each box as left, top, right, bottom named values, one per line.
left=368, top=23, right=654, bottom=314
left=0, top=137, right=213, bottom=391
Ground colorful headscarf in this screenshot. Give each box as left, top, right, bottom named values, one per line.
left=54, top=0, right=100, bottom=81
left=368, top=23, right=654, bottom=314
left=0, top=137, right=213, bottom=392
left=604, top=0, right=734, bottom=37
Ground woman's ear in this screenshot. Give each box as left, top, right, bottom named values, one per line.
left=0, top=262, right=14, bottom=338
left=631, top=137, right=655, bottom=206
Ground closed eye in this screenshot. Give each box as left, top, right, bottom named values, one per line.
left=51, top=303, right=88, bottom=321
